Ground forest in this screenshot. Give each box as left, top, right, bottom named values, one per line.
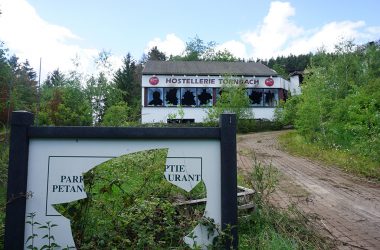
left=0, top=35, right=311, bottom=128
left=275, top=40, right=380, bottom=168
left=1, top=37, right=379, bottom=165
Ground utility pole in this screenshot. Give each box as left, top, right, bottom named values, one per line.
left=6, top=78, right=12, bottom=142
left=36, top=57, right=42, bottom=126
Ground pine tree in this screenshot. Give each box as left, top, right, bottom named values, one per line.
left=147, top=46, right=167, bottom=61
left=113, top=53, right=139, bottom=106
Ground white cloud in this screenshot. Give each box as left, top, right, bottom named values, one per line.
left=241, top=1, right=380, bottom=60
left=215, top=40, right=247, bottom=59
left=281, top=21, right=366, bottom=55
left=0, top=0, right=109, bottom=81
left=144, top=34, right=186, bottom=57
left=242, top=1, right=303, bottom=59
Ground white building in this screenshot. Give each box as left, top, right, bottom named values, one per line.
left=141, top=61, right=300, bottom=123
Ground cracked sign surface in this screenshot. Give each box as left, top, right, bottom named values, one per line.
left=25, top=139, right=220, bottom=248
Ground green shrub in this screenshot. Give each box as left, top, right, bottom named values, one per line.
left=239, top=154, right=333, bottom=249
left=54, top=149, right=206, bottom=249
left=279, top=131, right=380, bottom=181
left=0, top=142, right=8, bottom=187
left=280, top=41, right=380, bottom=163
left=206, top=79, right=252, bottom=122
left=237, top=119, right=283, bottom=134
left=274, top=95, right=301, bottom=126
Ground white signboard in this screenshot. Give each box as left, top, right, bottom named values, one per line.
left=142, top=74, right=287, bottom=89
left=165, top=157, right=202, bottom=192
left=25, top=138, right=220, bottom=249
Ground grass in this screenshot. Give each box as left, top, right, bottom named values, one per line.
left=238, top=153, right=333, bottom=250
left=0, top=140, right=8, bottom=247
left=0, top=186, right=6, bottom=247
left=278, top=131, right=380, bottom=182
left=239, top=204, right=333, bottom=250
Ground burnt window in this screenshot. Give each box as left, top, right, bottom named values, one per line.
left=247, top=89, right=263, bottom=106
left=197, top=88, right=213, bottom=106
left=181, top=88, right=196, bottom=106
left=263, top=89, right=279, bottom=107
left=164, top=88, right=180, bottom=106
left=215, top=88, right=222, bottom=100
left=147, top=88, right=163, bottom=106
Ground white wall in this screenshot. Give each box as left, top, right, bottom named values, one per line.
left=289, top=75, right=301, bottom=95
left=141, top=107, right=209, bottom=123
left=141, top=107, right=276, bottom=123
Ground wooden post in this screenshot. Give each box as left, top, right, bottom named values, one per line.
left=220, top=113, right=238, bottom=249
left=5, top=111, right=34, bottom=250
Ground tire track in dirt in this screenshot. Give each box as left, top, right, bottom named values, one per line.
left=237, top=131, right=380, bottom=250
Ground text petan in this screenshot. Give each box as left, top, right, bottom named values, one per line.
left=52, top=175, right=84, bottom=192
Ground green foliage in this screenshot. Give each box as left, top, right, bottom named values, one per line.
left=146, top=46, right=167, bottom=61
left=237, top=119, right=283, bottom=134
left=247, top=158, right=279, bottom=209
left=239, top=155, right=333, bottom=249
left=239, top=203, right=332, bottom=250
left=294, top=40, right=380, bottom=162
left=260, top=53, right=312, bottom=76
left=25, top=212, right=40, bottom=250
left=54, top=149, right=207, bottom=249
left=206, top=78, right=252, bottom=122
left=85, top=73, right=123, bottom=125
left=211, top=49, right=239, bottom=62
left=279, top=131, right=380, bottom=181
left=272, top=63, right=288, bottom=79
left=0, top=185, right=6, bottom=247
left=0, top=127, right=7, bottom=247
left=39, top=221, right=60, bottom=250
left=37, top=83, right=92, bottom=126
left=0, top=140, right=8, bottom=187
left=184, top=35, right=215, bottom=61
left=0, top=49, right=37, bottom=124
left=25, top=213, right=63, bottom=250
left=274, top=95, right=300, bottom=126
left=44, top=69, right=66, bottom=88
left=170, top=35, right=240, bottom=62
left=113, top=53, right=140, bottom=107
left=167, top=105, right=185, bottom=121
left=101, top=102, right=132, bottom=126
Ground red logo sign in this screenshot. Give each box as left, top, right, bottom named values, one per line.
left=149, top=76, right=159, bottom=85
left=265, top=78, right=274, bottom=87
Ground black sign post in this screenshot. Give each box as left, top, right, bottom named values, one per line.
left=220, top=113, right=238, bottom=249
left=5, top=111, right=34, bottom=250
left=4, top=111, right=237, bottom=249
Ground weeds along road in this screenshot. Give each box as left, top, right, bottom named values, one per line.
left=237, top=131, right=380, bottom=250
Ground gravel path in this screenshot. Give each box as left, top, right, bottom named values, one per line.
left=237, top=131, right=380, bottom=250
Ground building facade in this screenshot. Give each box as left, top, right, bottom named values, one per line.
left=141, top=61, right=300, bottom=123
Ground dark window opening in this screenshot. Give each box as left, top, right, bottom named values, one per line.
left=181, top=88, right=196, bottom=106
left=148, top=88, right=163, bottom=106
left=197, top=88, right=213, bottom=106
left=248, top=89, right=263, bottom=106
left=165, top=88, right=179, bottom=106
left=145, top=87, right=281, bottom=107
left=263, top=89, right=278, bottom=107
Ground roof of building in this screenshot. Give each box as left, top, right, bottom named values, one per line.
left=142, top=61, right=278, bottom=76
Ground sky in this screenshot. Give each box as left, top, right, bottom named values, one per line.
left=0, top=0, right=379, bottom=80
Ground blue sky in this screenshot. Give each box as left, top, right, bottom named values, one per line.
left=0, top=0, right=379, bottom=80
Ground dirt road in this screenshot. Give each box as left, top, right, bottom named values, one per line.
left=237, top=131, right=380, bottom=250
